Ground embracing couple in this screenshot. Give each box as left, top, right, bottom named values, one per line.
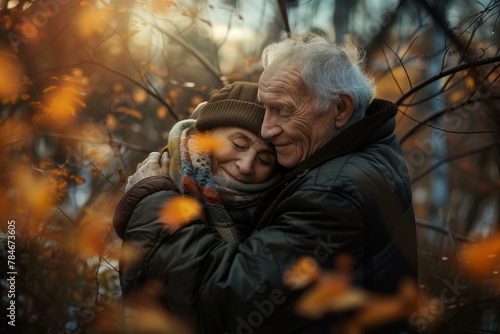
left=113, top=33, right=418, bottom=334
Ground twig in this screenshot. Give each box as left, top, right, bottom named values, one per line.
left=399, top=94, right=500, bottom=144
left=410, top=140, right=500, bottom=183
left=36, top=131, right=153, bottom=153
left=396, top=55, right=500, bottom=105
left=277, top=0, right=292, bottom=37
left=86, top=158, right=124, bottom=193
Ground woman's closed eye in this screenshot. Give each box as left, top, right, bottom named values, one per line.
left=257, top=152, right=274, bottom=166
left=232, top=138, right=249, bottom=150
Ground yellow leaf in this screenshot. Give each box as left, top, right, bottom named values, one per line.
left=43, top=85, right=58, bottom=93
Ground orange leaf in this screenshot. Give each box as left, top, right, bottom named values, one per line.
left=294, top=274, right=352, bottom=318
left=118, top=167, right=127, bottom=183
left=115, top=106, right=144, bottom=119
left=70, top=175, right=86, bottom=184
left=106, top=114, right=118, bottom=130
left=156, top=106, right=168, bottom=120
left=92, top=168, right=100, bottom=177
left=190, top=133, right=222, bottom=153
left=283, top=256, right=320, bottom=290
left=160, top=196, right=202, bottom=230
left=460, top=232, right=500, bottom=278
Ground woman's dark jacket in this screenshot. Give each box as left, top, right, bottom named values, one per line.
left=113, top=98, right=418, bottom=334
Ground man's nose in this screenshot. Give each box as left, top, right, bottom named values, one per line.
left=261, top=111, right=281, bottom=139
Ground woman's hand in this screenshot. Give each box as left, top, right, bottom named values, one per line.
left=125, top=151, right=170, bottom=192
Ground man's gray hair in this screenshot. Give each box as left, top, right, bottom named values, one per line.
left=261, top=33, right=375, bottom=123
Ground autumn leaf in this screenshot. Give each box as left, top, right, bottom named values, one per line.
left=0, top=119, right=32, bottom=152
left=283, top=256, right=320, bottom=290
left=92, top=168, right=100, bottom=177
left=0, top=52, right=28, bottom=105
left=190, top=132, right=223, bottom=153
left=114, top=243, right=141, bottom=264
left=133, top=88, right=148, bottom=104
left=70, top=175, right=86, bottom=184
left=35, top=77, right=87, bottom=123
left=66, top=208, right=110, bottom=258
left=151, top=0, right=178, bottom=14
left=337, top=279, right=418, bottom=333
left=181, top=8, right=201, bottom=19
left=294, top=273, right=353, bottom=318
left=115, top=106, right=144, bottom=119
left=459, top=232, right=500, bottom=279
left=156, top=105, right=168, bottom=120
left=76, top=7, right=112, bottom=37
left=160, top=196, right=202, bottom=230
left=106, top=114, right=118, bottom=131
left=43, top=85, right=58, bottom=93
left=13, top=167, right=58, bottom=214
left=465, top=76, right=475, bottom=90
left=117, top=167, right=127, bottom=183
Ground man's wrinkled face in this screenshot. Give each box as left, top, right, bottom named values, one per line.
left=258, top=64, right=338, bottom=168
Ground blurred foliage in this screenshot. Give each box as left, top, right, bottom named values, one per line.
left=0, top=0, right=499, bottom=333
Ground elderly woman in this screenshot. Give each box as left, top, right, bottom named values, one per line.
left=113, top=82, right=283, bottom=306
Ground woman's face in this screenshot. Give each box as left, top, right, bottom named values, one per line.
left=209, top=127, right=277, bottom=184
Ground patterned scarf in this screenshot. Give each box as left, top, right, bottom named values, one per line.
left=168, top=120, right=282, bottom=242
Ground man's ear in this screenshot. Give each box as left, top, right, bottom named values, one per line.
left=331, top=93, right=354, bottom=129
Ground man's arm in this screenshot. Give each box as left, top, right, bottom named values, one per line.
left=128, top=184, right=365, bottom=333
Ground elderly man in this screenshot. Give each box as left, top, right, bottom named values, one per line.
left=118, top=33, right=418, bottom=334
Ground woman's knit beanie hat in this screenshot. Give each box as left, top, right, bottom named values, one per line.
left=195, top=81, right=265, bottom=136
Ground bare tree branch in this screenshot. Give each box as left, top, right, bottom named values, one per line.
left=395, top=55, right=500, bottom=106
left=399, top=94, right=500, bottom=144
left=410, top=140, right=500, bottom=183
left=277, top=0, right=292, bottom=37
